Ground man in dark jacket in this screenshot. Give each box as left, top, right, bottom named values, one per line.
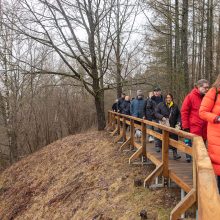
left=112, top=99, right=118, bottom=112
left=121, top=96, right=131, bottom=115
left=151, top=87, right=164, bottom=150
left=117, top=93, right=126, bottom=113
left=130, top=90, right=145, bottom=118
left=144, top=92, right=156, bottom=142
left=151, top=87, right=164, bottom=106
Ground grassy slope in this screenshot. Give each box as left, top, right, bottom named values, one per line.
left=0, top=131, right=179, bottom=220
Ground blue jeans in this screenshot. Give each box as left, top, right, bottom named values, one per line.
left=154, top=127, right=162, bottom=148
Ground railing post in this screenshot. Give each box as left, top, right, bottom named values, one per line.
left=162, top=130, right=169, bottom=178
left=122, top=117, right=126, bottom=141
left=130, top=119, right=134, bottom=147
left=117, top=114, right=120, bottom=135
left=112, top=114, right=116, bottom=129
left=141, top=121, right=146, bottom=157
left=107, top=111, right=110, bottom=124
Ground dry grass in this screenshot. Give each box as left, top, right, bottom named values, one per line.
left=0, top=131, right=180, bottom=220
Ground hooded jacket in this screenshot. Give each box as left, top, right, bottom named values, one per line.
left=181, top=88, right=207, bottom=140
left=199, top=87, right=220, bottom=175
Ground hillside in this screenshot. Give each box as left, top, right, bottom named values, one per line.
left=0, top=131, right=179, bottom=220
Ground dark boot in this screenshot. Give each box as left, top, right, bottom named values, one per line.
left=156, top=146, right=161, bottom=152
left=186, top=154, right=192, bottom=163
left=173, top=149, right=181, bottom=160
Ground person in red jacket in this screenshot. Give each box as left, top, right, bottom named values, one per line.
left=199, top=74, right=220, bottom=193
left=181, top=79, right=209, bottom=162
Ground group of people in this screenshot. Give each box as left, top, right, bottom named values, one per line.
left=112, top=75, right=220, bottom=192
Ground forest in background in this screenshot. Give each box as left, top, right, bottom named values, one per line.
left=0, top=0, right=220, bottom=169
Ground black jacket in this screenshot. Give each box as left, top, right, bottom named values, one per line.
left=117, top=98, right=125, bottom=113
left=151, top=95, right=164, bottom=106
left=112, top=103, right=118, bottom=112
left=144, top=98, right=156, bottom=121
left=155, top=102, right=181, bottom=128
left=121, top=100, right=131, bottom=115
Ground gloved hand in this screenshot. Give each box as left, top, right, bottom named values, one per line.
left=175, top=122, right=181, bottom=130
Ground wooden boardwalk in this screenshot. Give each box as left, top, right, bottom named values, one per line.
left=146, top=142, right=193, bottom=192
left=106, top=111, right=220, bottom=220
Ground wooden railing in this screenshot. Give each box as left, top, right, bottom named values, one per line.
left=106, top=111, right=220, bottom=220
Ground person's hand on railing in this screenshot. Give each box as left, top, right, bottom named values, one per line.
left=183, top=128, right=190, bottom=132
left=175, top=122, right=181, bottom=130
left=162, top=117, right=166, bottom=122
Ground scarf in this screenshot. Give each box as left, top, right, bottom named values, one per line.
left=166, top=101, right=174, bottom=108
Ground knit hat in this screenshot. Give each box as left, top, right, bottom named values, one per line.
left=153, top=87, right=161, bottom=92
left=137, top=90, right=143, bottom=96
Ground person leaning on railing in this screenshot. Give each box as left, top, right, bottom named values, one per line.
left=199, top=74, right=220, bottom=193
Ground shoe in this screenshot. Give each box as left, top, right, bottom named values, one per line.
left=156, top=146, right=161, bottom=152
left=173, top=154, right=181, bottom=160
left=186, top=158, right=191, bottom=163
left=173, top=150, right=181, bottom=160
left=148, top=136, right=154, bottom=143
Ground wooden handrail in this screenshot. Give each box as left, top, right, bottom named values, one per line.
left=193, top=137, right=220, bottom=219
left=106, top=111, right=220, bottom=220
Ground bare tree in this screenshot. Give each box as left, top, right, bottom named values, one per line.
left=2, top=0, right=121, bottom=130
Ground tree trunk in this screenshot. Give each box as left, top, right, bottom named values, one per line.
left=216, top=16, right=220, bottom=75
left=94, top=90, right=106, bottom=130
left=181, top=0, right=189, bottom=93
left=174, top=0, right=181, bottom=97
left=116, top=0, right=122, bottom=98
left=205, top=0, right=213, bottom=81
left=198, top=0, right=205, bottom=79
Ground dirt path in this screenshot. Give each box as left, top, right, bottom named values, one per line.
left=0, top=131, right=180, bottom=220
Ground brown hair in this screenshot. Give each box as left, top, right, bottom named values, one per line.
left=212, top=74, right=220, bottom=88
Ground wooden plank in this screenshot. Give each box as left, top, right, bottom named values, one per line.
left=146, top=129, right=163, bottom=140
left=122, top=117, right=126, bottom=140
left=144, top=163, right=163, bottom=187
left=125, top=120, right=131, bottom=125
left=169, top=139, right=193, bottom=156
left=162, top=130, right=169, bottom=178
left=114, top=133, right=123, bottom=143
left=120, top=137, right=131, bottom=151
left=133, top=142, right=142, bottom=149
left=117, top=115, right=120, bottom=135
left=130, top=119, right=134, bottom=147
left=110, top=127, right=118, bottom=137
left=193, top=136, right=220, bottom=220
left=129, top=147, right=142, bottom=164
left=141, top=123, right=146, bottom=156
left=169, top=170, right=192, bottom=193
left=170, top=189, right=196, bottom=220
left=192, top=145, right=197, bottom=189
left=145, top=151, right=162, bottom=166
left=108, top=111, right=195, bottom=139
